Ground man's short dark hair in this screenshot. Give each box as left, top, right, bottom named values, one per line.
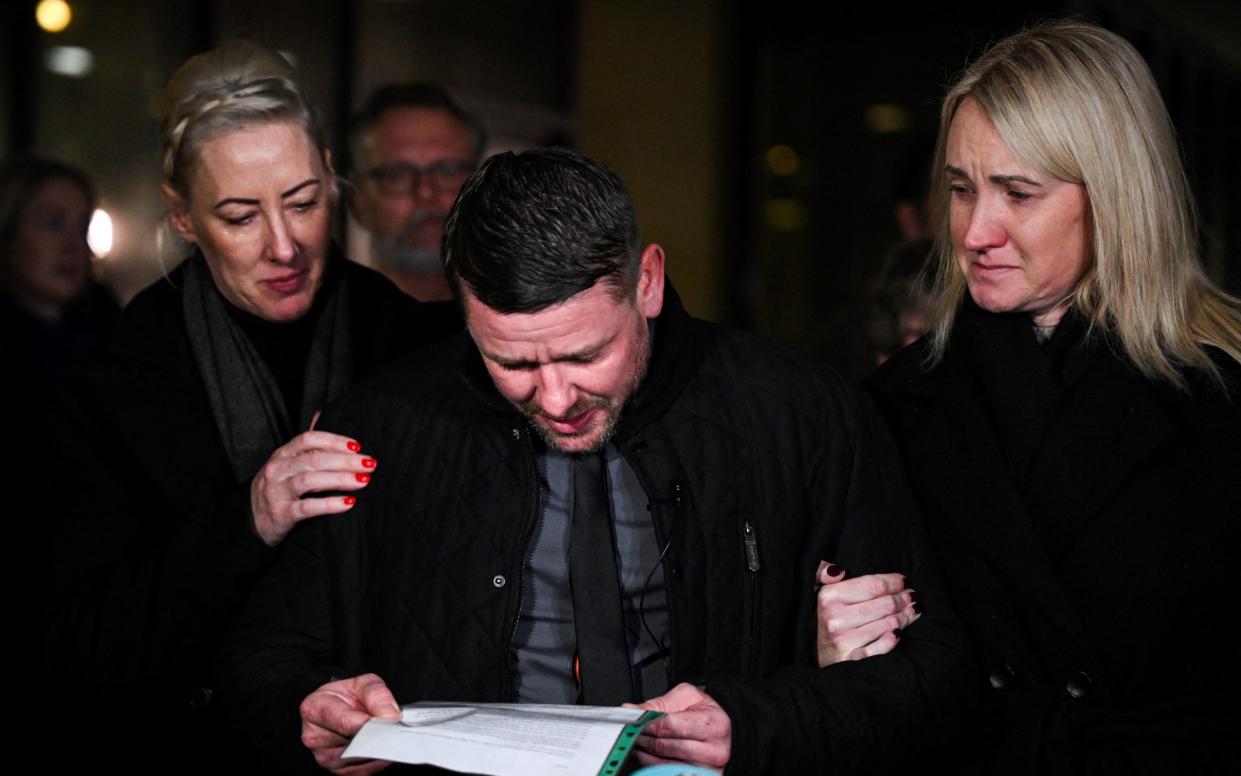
left=347, top=82, right=487, bottom=172
left=442, top=147, right=642, bottom=314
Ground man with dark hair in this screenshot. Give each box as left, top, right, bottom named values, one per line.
left=221, top=148, right=969, bottom=774
left=348, top=83, right=486, bottom=301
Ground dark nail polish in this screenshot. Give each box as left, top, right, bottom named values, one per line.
left=347, top=441, right=361, bottom=453
left=826, top=564, right=845, bottom=576
left=362, top=458, right=377, bottom=468
left=909, top=590, right=921, bottom=604
left=356, top=473, right=371, bottom=483
left=343, top=495, right=356, bottom=506
left=893, top=629, right=901, bottom=641
left=913, top=601, right=924, bottom=615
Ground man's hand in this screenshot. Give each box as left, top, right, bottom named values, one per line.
left=300, top=673, right=400, bottom=774
left=816, top=561, right=920, bottom=667
left=628, top=682, right=731, bottom=770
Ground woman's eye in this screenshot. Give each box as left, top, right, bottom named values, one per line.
left=1007, top=189, right=1033, bottom=202
left=224, top=214, right=255, bottom=226
left=291, top=199, right=318, bottom=213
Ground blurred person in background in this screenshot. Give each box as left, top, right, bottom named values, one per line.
left=0, top=158, right=118, bottom=381
left=348, top=82, right=486, bottom=301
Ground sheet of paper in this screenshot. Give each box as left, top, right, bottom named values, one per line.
left=343, top=702, right=653, bottom=776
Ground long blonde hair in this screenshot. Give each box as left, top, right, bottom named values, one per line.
left=926, top=20, right=1241, bottom=390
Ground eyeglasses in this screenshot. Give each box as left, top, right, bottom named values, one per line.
left=363, top=160, right=474, bottom=196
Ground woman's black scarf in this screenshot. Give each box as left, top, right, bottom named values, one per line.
left=182, top=253, right=354, bottom=482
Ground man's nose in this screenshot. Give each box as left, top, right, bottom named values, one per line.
left=534, top=364, right=576, bottom=419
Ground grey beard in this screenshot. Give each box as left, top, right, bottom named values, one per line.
left=372, top=239, right=443, bottom=274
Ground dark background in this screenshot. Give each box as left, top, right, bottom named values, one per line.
left=4, top=0, right=1238, bottom=379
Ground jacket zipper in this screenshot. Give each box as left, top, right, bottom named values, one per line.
left=743, top=520, right=762, bottom=676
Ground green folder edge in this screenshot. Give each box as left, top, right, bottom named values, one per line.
left=597, top=711, right=664, bottom=776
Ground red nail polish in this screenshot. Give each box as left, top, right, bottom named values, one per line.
left=347, top=441, right=361, bottom=453
left=362, top=457, right=377, bottom=468
left=356, top=473, right=371, bottom=483
left=343, top=495, right=356, bottom=506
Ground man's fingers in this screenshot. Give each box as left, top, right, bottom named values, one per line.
left=354, top=674, right=401, bottom=719
left=643, top=707, right=728, bottom=741
left=312, top=699, right=374, bottom=740
left=636, top=682, right=707, bottom=713
left=334, top=758, right=394, bottom=775
left=636, top=731, right=730, bottom=769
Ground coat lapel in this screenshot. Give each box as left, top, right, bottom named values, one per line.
left=1022, top=344, right=1183, bottom=553
left=904, top=354, right=1094, bottom=653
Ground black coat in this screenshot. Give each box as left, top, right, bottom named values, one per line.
left=35, top=256, right=459, bottom=770
left=218, top=283, right=973, bottom=775
left=865, top=304, right=1241, bottom=774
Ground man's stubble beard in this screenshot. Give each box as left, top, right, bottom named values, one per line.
left=522, top=316, right=651, bottom=456
left=371, top=212, right=448, bottom=274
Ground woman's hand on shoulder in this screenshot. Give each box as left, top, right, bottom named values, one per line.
left=250, top=426, right=376, bottom=546
left=816, top=561, right=921, bottom=667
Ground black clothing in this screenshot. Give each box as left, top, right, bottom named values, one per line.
left=220, top=284, right=972, bottom=774
left=39, top=254, right=459, bottom=771
left=865, top=301, right=1241, bottom=774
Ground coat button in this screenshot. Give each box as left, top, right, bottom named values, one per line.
left=511, top=428, right=521, bottom=440
left=988, top=664, right=1014, bottom=691
left=493, top=574, right=506, bottom=588
left=1065, top=670, right=1092, bottom=699
left=669, top=562, right=683, bottom=580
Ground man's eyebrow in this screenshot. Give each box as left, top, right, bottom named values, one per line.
left=945, top=165, right=1041, bottom=187
left=482, top=332, right=619, bottom=369
left=212, top=178, right=320, bottom=210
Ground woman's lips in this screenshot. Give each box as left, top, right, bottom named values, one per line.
left=263, top=269, right=308, bottom=294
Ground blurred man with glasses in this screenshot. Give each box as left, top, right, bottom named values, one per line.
left=348, top=83, right=486, bottom=301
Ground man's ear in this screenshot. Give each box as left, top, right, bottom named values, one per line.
left=635, top=243, right=666, bottom=319
left=161, top=183, right=196, bottom=244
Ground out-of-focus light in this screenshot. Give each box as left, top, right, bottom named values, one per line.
left=765, top=145, right=800, bottom=176
left=36, top=0, right=73, bottom=33
left=44, top=46, right=94, bottom=77
left=88, top=209, right=113, bottom=258
left=865, top=104, right=911, bottom=134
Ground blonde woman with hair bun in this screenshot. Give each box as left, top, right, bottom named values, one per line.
left=40, top=40, right=458, bottom=771
left=819, top=20, right=1240, bottom=774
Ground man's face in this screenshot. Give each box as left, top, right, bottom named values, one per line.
left=352, top=106, right=474, bottom=270
left=465, top=245, right=666, bottom=455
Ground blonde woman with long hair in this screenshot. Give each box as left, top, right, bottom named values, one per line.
left=818, top=20, right=1240, bottom=773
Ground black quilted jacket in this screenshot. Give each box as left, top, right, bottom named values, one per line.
left=219, top=283, right=973, bottom=774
